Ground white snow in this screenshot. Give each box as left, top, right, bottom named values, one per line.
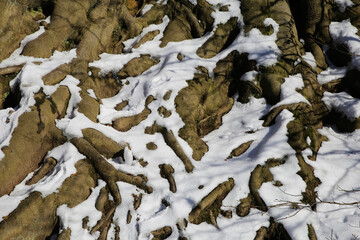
left=302, top=52, right=317, bottom=68
left=318, top=66, right=347, bottom=85
left=272, top=74, right=310, bottom=110
left=323, top=91, right=360, bottom=120
left=1, top=1, right=360, bottom=239
left=334, top=0, right=354, bottom=12
left=330, top=20, right=360, bottom=68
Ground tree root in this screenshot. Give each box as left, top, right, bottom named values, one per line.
left=0, top=88, right=69, bottom=197
left=159, top=164, right=176, bottom=193
left=117, top=55, right=159, bottom=79
left=0, top=65, right=24, bottom=76
left=71, top=137, right=152, bottom=205
left=58, top=228, right=71, bottom=240
left=145, top=123, right=194, bottom=173
left=296, top=154, right=321, bottom=210
left=133, top=193, right=142, bottom=210
left=90, top=200, right=116, bottom=235
left=0, top=159, right=97, bottom=239
left=82, top=128, right=125, bottom=159
left=189, top=178, right=234, bottom=225
left=151, top=226, right=173, bottom=240
left=237, top=158, right=286, bottom=217
left=175, top=52, right=237, bottom=160
left=113, top=95, right=154, bottom=132
left=227, top=140, right=253, bottom=159
left=307, top=224, right=318, bottom=240
left=95, top=187, right=109, bottom=212
left=196, top=17, right=239, bottom=59
left=26, top=157, right=57, bottom=185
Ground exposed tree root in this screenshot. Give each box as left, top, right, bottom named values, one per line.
left=237, top=158, right=286, bottom=216
left=90, top=200, right=116, bottom=235
left=159, top=164, right=176, bottom=193
left=71, top=137, right=153, bottom=205
left=0, top=65, right=24, bottom=76
left=58, top=228, right=71, bottom=240
left=0, top=1, right=42, bottom=61
left=0, top=159, right=97, bottom=239
left=189, top=178, right=234, bottom=225
left=113, top=95, right=154, bottom=132
left=176, top=51, right=239, bottom=160
left=307, top=224, right=318, bottom=240
left=82, top=128, right=125, bottom=159
left=26, top=157, right=57, bottom=185
left=145, top=123, right=194, bottom=173
left=196, top=17, right=239, bottom=59
left=0, top=87, right=69, bottom=197
left=151, top=226, right=173, bottom=240
left=117, top=55, right=159, bottom=79
left=133, top=193, right=142, bottom=210
left=227, top=140, right=253, bottom=159
left=296, top=154, right=321, bottom=210
left=95, top=187, right=109, bottom=212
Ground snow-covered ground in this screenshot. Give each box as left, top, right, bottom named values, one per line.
left=1, top=1, right=360, bottom=239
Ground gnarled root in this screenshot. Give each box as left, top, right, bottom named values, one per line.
left=26, top=157, right=57, bottom=185
left=159, top=164, right=176, bottom=193
left=145, top=123, right=194, bottom=173
left=189, top=178, right=234, bottom=225
left=71, top=137, right=152, bottom=205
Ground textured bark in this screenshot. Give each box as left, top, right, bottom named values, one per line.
left=1, top=0, right=360, bottom=239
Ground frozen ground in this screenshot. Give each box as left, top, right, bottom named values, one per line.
left=1, top=1, right=360, bottom=239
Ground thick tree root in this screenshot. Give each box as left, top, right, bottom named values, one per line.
left=159, top=164, right=176, bottom=193
left=95, top=187, right=109, bottom=212
left=0, top=65, right=24, bottom=76
left=237, top=158, right=286, bottom=217
left=227, top=140, right=253, bottom=159
left=196, top=17, right=239, bottom=59
left=296, top=154, right=321, bottom=210
left=0, top=87, right=69, bottom=197
left=117, top=55, right=159, bottom=79
left=145, top=123, right=194, bottom=173
left=90, top=200, right=116, bottom=235
left=0, top=160, right=97, bottom=239
left=58, top=228, right=71, bottom=240
left=71, top=137, right=152, bottom=205
left=113, top=95, right=154, bottom=132
left=175, top=52, right=239, bottom=160
left=0, top=1, right=41, bottom=61
left=253, top=218, right=291, bottom=240
left=151, top=226, right=173, bottom=240
left=82, top=128, right=125, bottom=159
left=26, top=157, right=57, bottom=185
left=189, top=178, right=234, bottom=225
